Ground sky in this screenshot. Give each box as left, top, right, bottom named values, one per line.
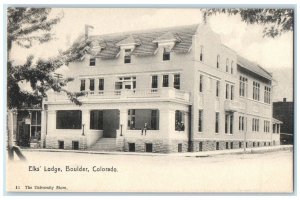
left=10, top=8, right=294, bottom=101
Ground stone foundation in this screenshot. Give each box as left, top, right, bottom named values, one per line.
left=192, top=140, right=275, bottom=152
left=116, top=137, right=188, bottom=153
left=45, top=135, right=87, bottom=150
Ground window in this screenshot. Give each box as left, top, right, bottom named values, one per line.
left=90, top=110, right=103, bottom=130
left=252, top=118, right=259, bottom=132
left=199, top=142, right=203, bottom=151
left=226, top=142, right=229, bottom=149
left=128, top=109, right=159, bottom=130
left=226, top=59, right=229, bottom=72
left=80, top=79, right=85, bottom=91
left=163, top=48, right=170, bottom=61
left=215, top=112, right=219, bottom=133
left=216, top=81, right=220, bottom=97
left=264, top=86, right=271, bottom=104
left=216, top=55, right=220, bottom=68
left=199, top=75, right=203, bottom=92
left=216, top=142, right=219, bottom=150
left=89, top=79, right=95, bottom=91
left=225, top=83, right=234, bottom=100
left=198, top=110, right=203, bottom=132
left=58, top=141, right=64, bottom=149
left=99, top=78, right=104, bottom=91
left=129, top=143, right=135, bottom=152
left=231, top=61, right=234, bottom=74
left=174, top=74, right=180, bottom=89
left=230, top=142, right=233, bottom=149
left=239, top=142, right=242, bottom=148
left=151, top=110, right=159, bottom=130
left=124, top=49, right=131, bottom=63
left=162, top=75, right=169, bottom=87
left=56, top=110, right=82, bottom=129
left=89, top=58, right=96, bottom=66
left=128, top=109, right=135, bottom=129
left=31, top=111, right=41, bottom=139
left=175, top=110, right=185, bottom=131
left=115, top=82, right=122, bottom=90
left=225, top=112, right=234, bottom=134
left=226, top=84, right=229, bottom=99
left=239, top=76, right=248, bottom=97
left=72, top=141, right=79, bottom=150
left=231, top=85, right=234, bottom=100
left=200, top=46, right=203, bottom=61
left=264, top=120, right=270, bottom=133
left=178, top=144, right=183, bottom=152
left=253, top=81, right=260, bottom=101
left=145, top=143, right=153, bottom=152
left=239, top=116, right=245, bottom=131
left=151, top=75, right=158, bottom=88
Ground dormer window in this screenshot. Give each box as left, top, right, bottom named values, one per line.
left=163, top=48, right=170, bottom=61
left=124, top=49, right=131, bottom=64
left=89, top=58, right=96, bottom=66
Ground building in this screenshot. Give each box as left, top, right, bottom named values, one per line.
left=42, top=24, right=281, bottom=153
left=273, top=98, right=294, bottom=144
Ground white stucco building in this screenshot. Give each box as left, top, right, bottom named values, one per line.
left=42, top=24, right=281, bottom=153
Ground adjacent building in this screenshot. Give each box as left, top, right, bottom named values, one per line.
left=273, top=98, right=294, bottom=144
left=42, top=24, right=281, bottom=153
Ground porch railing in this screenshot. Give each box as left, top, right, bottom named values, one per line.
left=47, top=88, right=190, bottom=102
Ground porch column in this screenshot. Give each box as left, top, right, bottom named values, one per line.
left=40, top=109, right=47, bottom=148
left=119, top=109, right=127, bottom=137
left=278, top=124, right=280, bottom=134
left=159, top=108, right=171, bottom=138
left=82, top=109, right=90, bottom=135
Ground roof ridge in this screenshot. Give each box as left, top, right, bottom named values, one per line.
left=89, top=23, right=200, bottom=39
left=237, top=55, right=272, bottom=77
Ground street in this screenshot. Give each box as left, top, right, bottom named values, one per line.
left=6, top=149, right=293, bottom=193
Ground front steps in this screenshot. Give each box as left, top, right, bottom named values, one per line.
left=88, top=138, right=117, bottom=151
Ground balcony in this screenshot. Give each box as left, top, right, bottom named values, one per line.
left=224, top=99, right=240, bottom=112
left=46, top=88, right=190, bottom=103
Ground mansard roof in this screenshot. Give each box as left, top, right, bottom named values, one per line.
left=89, top=24, right=199, bottom=58
left=237, top=55, right=272, bottom=80
left=152, top=32, right=182, bottom=43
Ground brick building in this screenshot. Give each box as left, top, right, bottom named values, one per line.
left=41, top=24, right=281, bottom=153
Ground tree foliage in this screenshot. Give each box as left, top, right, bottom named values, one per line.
left=202, top=9, right=294, bottom=37
left=7, top=8, right=85, bottom=109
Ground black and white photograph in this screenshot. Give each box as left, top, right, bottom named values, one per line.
left=4, top=5, right=295, bottom=194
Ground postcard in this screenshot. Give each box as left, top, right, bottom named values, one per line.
left=5, top=7, right=294, bottom=193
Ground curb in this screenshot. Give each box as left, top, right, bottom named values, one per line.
left=20, top=145, right=293, bottom=157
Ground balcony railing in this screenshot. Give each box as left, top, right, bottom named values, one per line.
left=46, top=88, right=190, bottom=103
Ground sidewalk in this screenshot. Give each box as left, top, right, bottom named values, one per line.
left=21, top=145, right=293, bottom=157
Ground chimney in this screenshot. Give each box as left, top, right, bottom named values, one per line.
left=85, top=24, right=94, bottom=41
left=283, top=98, right=287, bottom=102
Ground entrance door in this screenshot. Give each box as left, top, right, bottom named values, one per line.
left=103, top=110, right=120, bottom=138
